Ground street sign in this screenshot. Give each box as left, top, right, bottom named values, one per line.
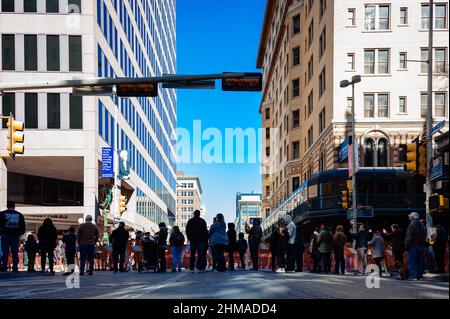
left=347, top=206, right=374, bottom=219
left=222, top=72, right=262, bottom=92
left=430, top=157, right=443, bottom=182
left=116, top=83, right=158, bottom=97
left=101, top=147, right=114, bottom=178
left=339, top=136, right=349, bottom=163
left=431, top=120, right=446, bottom=135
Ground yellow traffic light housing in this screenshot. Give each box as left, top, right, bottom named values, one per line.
left=404, top=142, right=417, bottom=172
left=119, top=195, right=127, bottom=215
left=6, top=115, right=25, bottom=158
left=417, top=143, right=427, bottom=176
left=429, top=194, right=449, bottom=212
left=340, top=189, right=349, bottom=209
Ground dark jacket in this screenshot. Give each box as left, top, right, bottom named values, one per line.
left=62, top=233, right=77, bottom=253
left=158, top=227, right=168, bottom=249
left=0, top=209, right=26, bottom=237
left=238, top=238, right=248, bottom=253
left=434, top=227, right=448, bottom=250
left=333, top=229, right=348, bottom=250
left=227, top=229, right=238, bottom=253
left=186, top=216, right=209, bottom=243
left=169, top=231, right=185, bottom=248
left=405, top=219, right=426, bottom=249
left=295, top=228, right=305, bottom=251
left=37, top=225, right=58, bottom=250
left=245, top=223, right=263, bottom=246
left=109, top=227, right=130, bottom=251
left=352, top=230, right=369, bottom=249
left=269, top=229, right=278, bottom=254
left=275, top=228, right=289, bottom=251
left=386, top=228, right=405, bottom=253
left=25, top=238, right=39, bottom=254
left=317, top=229, right=333, bottom=254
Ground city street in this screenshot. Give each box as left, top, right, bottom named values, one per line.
left=0, top=271, right=448, bottom=299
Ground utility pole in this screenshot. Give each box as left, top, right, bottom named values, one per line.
left=425, top=0, right=434, bottom=230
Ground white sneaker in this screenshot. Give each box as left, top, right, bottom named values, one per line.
left=276, top=268, right=285, bottom=273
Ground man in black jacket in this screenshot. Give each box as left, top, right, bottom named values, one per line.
left=109, top=222, right=130, bottom=273
left=186, top=210, right=208, bottom=272
left=405, top=212, right=426, bottom=280
left=0, top=201, right=26, bottom=272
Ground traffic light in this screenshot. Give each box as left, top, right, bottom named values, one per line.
left=116, top=83, right=158, bottom=97
left=6, top=115, right=25, bottom=158
left=119, top=195, right=127, bottom=215
left=429, top=194, right=449, bottom=212
left=404, top=142, right=417, bottom=172
left=340, top=189, right=349, bottom=209
left=417, top=142, right=427, bottom=176
left=222, top=73, right=263, bottom=92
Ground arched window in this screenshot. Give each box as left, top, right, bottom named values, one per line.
left=378, top=138, right=388, bottom=167
left=364, top=139, right=374, bottom=167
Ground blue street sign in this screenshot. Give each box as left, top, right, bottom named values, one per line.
left=339, top=136, right=350, bottom=163
left=431, top=120, right=446, bottom=135
left=430, top=158, right=443, bottom=182
left=347, top=207, right=374, bottom=219
left=101, top=147, right=114, bottom=178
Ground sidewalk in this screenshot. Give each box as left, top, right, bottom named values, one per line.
left=0, top=271, right=57, bottom=280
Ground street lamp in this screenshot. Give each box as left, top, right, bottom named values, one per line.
left=340, top=75, right=361, bottom=233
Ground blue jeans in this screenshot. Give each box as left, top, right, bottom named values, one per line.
left=79, top=244, right=95, bottom=274
left=189, top=241, right=206, bottom=271
left=171, top=246, right=183, bottom=271
left=1, top=235, right=20, bottom=271
left=408, top=245, right=424, bottom=278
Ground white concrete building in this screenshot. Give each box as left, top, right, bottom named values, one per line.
left=176, top=172, right=203, bottom=235
left=0, top=0, right=177, bottom=234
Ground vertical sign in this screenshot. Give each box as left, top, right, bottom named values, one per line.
left=348, top=143, right=354, bottom=178
left=101, top=147, right=114, bottom=178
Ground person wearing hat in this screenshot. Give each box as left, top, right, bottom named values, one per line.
left=405, top=212, right=427, bottom=280
left=77, top=215, right=99, bottom=276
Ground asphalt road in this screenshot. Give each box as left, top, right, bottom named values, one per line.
left=0, top=270, right=448, bottom=299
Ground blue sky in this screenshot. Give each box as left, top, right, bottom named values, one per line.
left=176, top=0, right=266, bottom=223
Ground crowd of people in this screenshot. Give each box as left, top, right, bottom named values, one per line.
left=0, top=201, right=448, bottom=280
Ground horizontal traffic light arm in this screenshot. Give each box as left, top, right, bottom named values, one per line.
left=0, top=73, right=252, bottom=93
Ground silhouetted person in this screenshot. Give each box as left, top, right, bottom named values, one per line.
left=405, top=212, right=426, bottom=280
left=185, top=210, right=208, bottom=272
left=0, top=201, right=26, bottom=272
left=275, top=222, right=289, bottom=273
left=169, top=225, right=185, bottom=272
left=37, top=218, right=58, bottom=274
left=109, top=222, right=130, bottom=273
left=295, top=225, right=305, bottom=272
left=283, top=215, right=296, bottom=272
left=209, top=214, right=228, bottom=272
left=77, top=215, right=99, bottom=276
left=333, top=225, right=347, bottom=275
left=237, top=232, right=248, bottom=270
left=157, top=222, right=168, bottom=272
left=384, top=224, right=405, bottom=274
left=245, top=219, right=262, bottom=271
left=24, top=234, right=39, bottom=272
left=434, top=225, right=448, bottom=274
left=269, top=226, right=278, bottom=272
left=62, top=227, right=77, bottom=275
left=226, top=223, right=237, bottom=270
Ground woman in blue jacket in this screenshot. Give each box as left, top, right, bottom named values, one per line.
left=209, top=214, right=229, bottom=272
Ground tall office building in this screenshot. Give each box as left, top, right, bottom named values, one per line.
left=0, top=0, right=177, bottom=233
left=235, top=192, right=262, bottom=236
left=257, top=0, right=449, bottom=218
left=176, top=171, right=203, bottom=235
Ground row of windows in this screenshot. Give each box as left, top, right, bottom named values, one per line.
left=1, top=92, right=82, bottom=129
left=346, top=3, right=448, bottom=30
left=1, top=0, right=81, bottom=13
left=1, top=34, right=82, bottom=72
left=178, top=207, right=194, bottom=213
left=136, top=191, right=170, bottom=226
left=179, top=182, right=194, bottom=188
left=178, top=191, right=194, bottom=197
left=179, top=199, right=194, bottom=205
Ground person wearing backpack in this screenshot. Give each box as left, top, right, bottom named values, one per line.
left=169, top=226, right=185, bottom=272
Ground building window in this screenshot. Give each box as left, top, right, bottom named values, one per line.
left=292, top=79, right=300, bottom=98
left=24, top=35, right=38, bottom=71
left=319, top=67, right=326, bottom=96
left=69, top=35, right=82, bottom=72
left=378, top=138, right=388, bottom=167
left=319, top=108, right=326, bottom=133
left=265, top=107, right=270, bottom=120
left=422, top=4, right=448, bottom=29
left=68, top=0, right=81, bottom=13
left=2, top=34, right=15, bottom=71
left=347, top=97, right=353, bottom=117
left=435, top=93, right=446, bottom=117
left=364, top=139, right=374, bottom=167
left=46, top=35, right=60, bottom=71
left=319, top=0, right=326, bottom=17
left=399, top=144, right=407, bottom=162
left=265, top=127, right=270, bottom=139
left=266, top=147, right=270, bottom=157
left=293, top=47, right=300, bottom=66
left=1, top=0, right=14, bottom=12
left=308, top=56, right=314, bottom=81
left=46, top=0, right=59, bottom=13
left=1, top=93, right=15, bottom=128
left=293, top=15, right=300, bottom=35
left=378, top=94, right=389, bottom=118
left=25, top=93, right=38, bottom=129
left=364, top=94, right=375, bottom=118
left=308, top=127, right=314, bottom=148
left=292, top=141, right=300, bottom=159
left=421, top=93, right=428, bottom=117
left=364, top=49, right=389, bottom=74
left=400, top=7, right=408, bottom=25
left=365, top=6, right=376, bottom=30
left=399, top=96, right=407, bottom=113
left=24, top=0, right=37, bottom=12
left=308, top=91, right=314, bottom=115
left=421, top=48, right=447, bottom=73
left=365, top=5, right=390, bottom=30
left=292, top=110, right=300, bottom=128
left=47, top=93, right=60, bottom=129
left=347, top=8, right=356, bottom=26
left=308, top=20, right=314, bottom=47
left=399, top=52, right=407, bottom=70
left=292, top=177, right=300, bottom=192
left=347, top=53, right=355, bottom=71
left=319, top=27, right=326, bottom=58
left=378, top=5, right=390, bottom=30
left=70, top=95, right=83, bottom=129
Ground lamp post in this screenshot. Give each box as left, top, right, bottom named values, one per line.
left=340, top=75, right=362, bottom=233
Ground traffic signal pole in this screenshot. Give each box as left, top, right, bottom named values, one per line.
left=351, top=83, right=357, bottom=233
left=425, top=0, right=434, bottom=230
